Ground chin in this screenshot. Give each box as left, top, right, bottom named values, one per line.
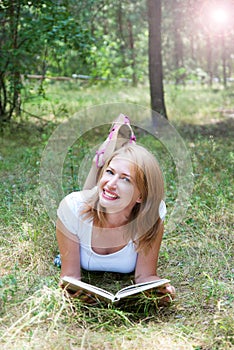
left=99, top=201, right=122, bottom=214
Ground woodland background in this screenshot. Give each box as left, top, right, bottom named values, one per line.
left=0, top=1, right=233, bottom=350
left=1, top=0, right=234, bottom=122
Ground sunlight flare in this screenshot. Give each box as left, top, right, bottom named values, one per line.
left=210, top=7, right=229, bottom=25
left=200, top=0, right=233, bottom=35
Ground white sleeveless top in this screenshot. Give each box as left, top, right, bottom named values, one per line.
left=57, top=190, right=138, bottom=273
left=57, top=189, right=166, bottom=274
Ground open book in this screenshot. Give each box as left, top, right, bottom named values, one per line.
left=62, top=276, right=170, bottom=303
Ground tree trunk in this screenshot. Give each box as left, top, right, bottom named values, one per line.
left=9, top=0, right=22, bottom=119
left=221, top=33, right=227, bottom=88
left=117, top=0, right=126, bottom=61
left=128, top=19, right=137, bottom=87
left=147, top=0, right=167, bottom=121
left=172, top=0, right=184, bottom=83
left=206, top=34, right=213, bottom=87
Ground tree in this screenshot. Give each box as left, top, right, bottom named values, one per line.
left=147, top=0, right=167, bottom=121
left=0, top=0, right=22, bottom=121
left=0, top=0, right=93, bottom=123
left=172, top=0, right=185, bottom=84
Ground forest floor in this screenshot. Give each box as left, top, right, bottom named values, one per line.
left=0, top=82, right=233, bottom=349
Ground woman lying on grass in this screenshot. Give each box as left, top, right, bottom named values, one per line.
left=56, top=115, right=175, bottom=304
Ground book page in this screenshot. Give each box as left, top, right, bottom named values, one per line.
left=116, top=279, right=170, bottom=298
left=62, top=276, right=115, bottom=301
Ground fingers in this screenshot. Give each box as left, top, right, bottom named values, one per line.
left=75, top=292, right=97, bottom=304
left=165, top=285, right=176, bottom=299
left=59, top=281, right=97, bottom=304
left=67, top=288, right=97, bottom=304
left=158, top=284, right=176, bottom=296
left=68, top=289, right=83, bottom=298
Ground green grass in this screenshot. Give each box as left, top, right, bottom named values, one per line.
left=0, top=82, right=233, bottom=349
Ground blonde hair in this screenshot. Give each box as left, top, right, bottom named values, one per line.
left=82, top=144, right=165, bottom=252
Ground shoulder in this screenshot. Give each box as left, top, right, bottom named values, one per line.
left=57, top=187, right=97, bottom=235
left=58, top=187, right=97, bottom=213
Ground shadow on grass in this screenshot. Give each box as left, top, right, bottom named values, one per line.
left=1, top=116, right=233, bottom=144
left=68, top=270, right=177, bottom=325
left=177, top=117, right=234, bottom=139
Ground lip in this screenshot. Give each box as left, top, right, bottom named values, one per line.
left=102, top=188, right=119, bottom=200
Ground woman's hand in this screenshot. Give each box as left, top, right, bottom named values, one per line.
left=59, top=281, right=98, bottom=305
left=135, top=274, right=176, bottom=305
left=68, top=289, right=98, bottom=304
left=156, top=283, right=176, bottom=305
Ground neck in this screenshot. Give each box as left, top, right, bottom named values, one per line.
left=104, top=212, right=129, bottom=228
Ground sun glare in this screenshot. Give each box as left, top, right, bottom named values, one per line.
left=210, top=7, right=229, bottom=25
left=200, top=0, right=233, bottom=35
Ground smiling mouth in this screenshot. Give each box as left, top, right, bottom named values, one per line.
left=103, top=189, right=119, bottom=200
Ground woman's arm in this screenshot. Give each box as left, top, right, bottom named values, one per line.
left=135, top=222, right=164, bottom=284
left=56, top=218, right=81, bottom=280
left=135, top=222, right=175, bottom=299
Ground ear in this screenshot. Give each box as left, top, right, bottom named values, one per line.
left=136, top=194, right=142, bottom=203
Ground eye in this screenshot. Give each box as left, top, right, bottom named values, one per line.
left=122, top=176, right=131, bottom=183
left=106, top=169, right=114, bottom=175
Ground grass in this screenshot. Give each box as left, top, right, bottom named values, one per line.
left=0, top=82, right=233, bottom=349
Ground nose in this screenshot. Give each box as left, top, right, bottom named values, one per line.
left=107, top=174, right=119, bottom=188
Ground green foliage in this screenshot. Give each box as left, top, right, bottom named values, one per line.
left=0, top=0, right=94, bottom=121
left=0, top=84, right=233, bottom=349
left=85, top=1, right=148, bottom=83
left=0, top=272, right=18, bottom=307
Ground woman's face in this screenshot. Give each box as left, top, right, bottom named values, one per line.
left=98, top=156, right=142, bottom=214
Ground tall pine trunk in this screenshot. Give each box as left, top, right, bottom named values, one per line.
left=206, top=34, right=213, bottom=87
left=172, top=0, right=184, bottom=84
left=221, top=33, right=227, bottom=88
left=128, top=19, right=137, bottom=87
left=147, top=0, right=167, bottom=122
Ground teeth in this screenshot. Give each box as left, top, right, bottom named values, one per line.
left=104, top=190, right=118, bottom=199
